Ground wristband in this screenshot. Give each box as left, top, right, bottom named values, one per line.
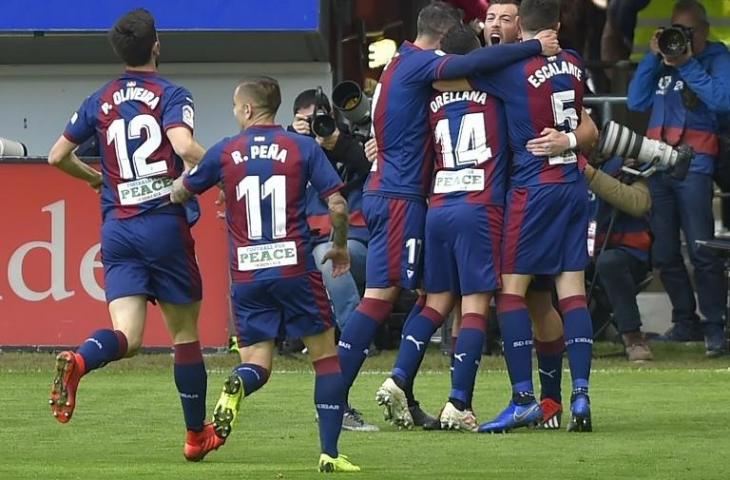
left=566, top=132, right=578, bottom=149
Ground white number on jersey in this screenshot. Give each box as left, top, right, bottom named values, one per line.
left=236, top=175, right=287, bottom=240
left=107, top=114, right=166, bottom=179
left=549, top=90, right=579, bottom=165
left=433, top=112, right=492, bottom=169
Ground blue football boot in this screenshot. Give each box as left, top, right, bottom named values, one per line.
left=567, top=391, right=592, bottom=432
left=477, top=399, right=542, bottom=433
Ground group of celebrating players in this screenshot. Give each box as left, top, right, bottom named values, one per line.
left=46, top=0, right=599, bottom=473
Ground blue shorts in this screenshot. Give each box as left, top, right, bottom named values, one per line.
left=502, top=178, right=590, bottom=276
left=362, top=194, right=426, bottom=290
left=424, top=204, right=503, bottom=295
left=231, top=270, right=334, bottom=347
left=101, top=212, right=202, bottom=304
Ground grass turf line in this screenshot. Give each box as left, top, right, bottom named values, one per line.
left=1, top=347, right=728, bottom=479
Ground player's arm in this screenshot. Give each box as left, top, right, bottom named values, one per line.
left=436, top=30, right=559, bottom=80
left=171, top=140, right=224, bottom=203
left=432, top=79, right=472, bottom=92
left=525, top=108, right=598, bottom=156
left=166, top=126, right=206, bottom=170
left=321, top=192, right=350, bottom=278
left=48, top=136, right=102, bottom=191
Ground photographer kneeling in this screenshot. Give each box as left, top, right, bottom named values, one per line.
left=586, top=156, right=654, bottom=361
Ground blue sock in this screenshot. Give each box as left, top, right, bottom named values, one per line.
left=535, top=336, right=564, bottom=403
left=402, top=295, right=426, bottom=332
left=497, top=294, right=534, bottom=397
left=449, top=314, right=486, bottom=409
left=76, top=329, right=128, bottom=373
left=338, top=298, right=393, bottom=401
left=314, top=356, right=345, bottom=458
left=392, top=307, right=444, bottom=385
left=174, top=341, right=207, bottom=432
left=234, top=363, right=270, bottom=397
left=559, top=295, right=593, bottom=393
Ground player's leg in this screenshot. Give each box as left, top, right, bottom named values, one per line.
left=275, top=271, right=359, bottom=472
left=49, top=218, right=149, bottom=423
left=480, top=188, right=551, bottom=433
left=377, top=205, right=449, bottom=428
left=337, top=196, right=424, bottom=410
left=377, top=291, right=454, bottom=428
left=212, top=279, right=280, bottom=441
left=554, top=271, right=593, bottom=432
left=554, top=179, right=594, bottom=432
left=301, top=328, right=359, bottom=473
left=526, top=281, right=565, bottom=429
left=213, top=341, right=275, bottom=440
left=440, top=292, right=489, bottom=432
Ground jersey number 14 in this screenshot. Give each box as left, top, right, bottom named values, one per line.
left=434, top=112, right=492, bottom=169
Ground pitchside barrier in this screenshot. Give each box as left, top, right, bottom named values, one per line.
left=0, top=158, right=231, bottom=348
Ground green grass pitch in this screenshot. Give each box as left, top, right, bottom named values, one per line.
left=1, top=345, right=729, bottom=480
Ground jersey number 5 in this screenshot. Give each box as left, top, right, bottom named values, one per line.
left=549, top=90, right=579, bottom=165
left=237, top=175, right=287, bottom=240
left=107, top=114, right=165, bottom=179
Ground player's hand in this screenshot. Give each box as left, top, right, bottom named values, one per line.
left=292, top=114, right=311, bottom=136
left=536, top=29, right=560, bottom=57
left=526, top=128, right=570, bottom=156
left=364, top=138, right=378, bottom=163
left=650, top=28, right=662, bottom=55
left=88, top=173, right=103, bottom=193
left=322, top=245, right=350, bottom=278
left=215, top=187, right=226, bottom=219
left=170, top=176, right=193, bottom=204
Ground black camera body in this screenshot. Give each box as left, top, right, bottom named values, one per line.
left=308, top=87, right=337, bottom=138
left=658, top=24, right=694, bottom=57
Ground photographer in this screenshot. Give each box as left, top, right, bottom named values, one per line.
left=290, top=89, right=371, bottom=328
left=586, top=157, right=654, bottom=362
left=627, top=0, right=730, bottom=356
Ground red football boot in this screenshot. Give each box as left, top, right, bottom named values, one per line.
left=49, top=351, right=84, bottom=424
left=539, top=397, right=563, bottom=430
left=184, top=423, right=226, bottom=462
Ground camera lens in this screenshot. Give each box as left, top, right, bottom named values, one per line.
left=312, top=114, right=336, bottom=138
left=658, top=27, right=688, bottom=57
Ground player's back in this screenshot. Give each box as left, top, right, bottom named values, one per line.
left=367, top=42, right=452, bottom=200
left=472, top=49, right=586, bottom=188
left=213, top=126, right=342, bottom=284
left=427, top=89, right=508, bottom=208
left=64, top=71, right=195, bottom=221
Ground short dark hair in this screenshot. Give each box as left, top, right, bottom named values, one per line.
left=519, top=0, right=560, bottom=33
left=237, top=76, right=282, bottom=117
left=673, top=0, right=709, bottom=25
left=417, top=1, right=463, bottom=39
left=108, top=9, right=157, bottom=67
left=293, top=89, right=332, bottom=115
left=440, top=24, right=481, bottom=55
left=489, top=0, right=521, bottom=7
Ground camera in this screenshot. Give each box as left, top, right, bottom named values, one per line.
left=332, top=80, right=372, bottom=142
left=0, top=137, right=28, bottom=157
left=308, top=87, right=337, bottom=138
left=598, top=121, right=693, bottom=180
left=658, top=25, right=693, bottom=57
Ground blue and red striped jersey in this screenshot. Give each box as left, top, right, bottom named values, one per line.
left=470, top=50, right=587, bottom=188
left=183, top=125, right=343, bottom=284
left=366, top=41, right=454, bottom=200
left=63, top=71, right=194, bottom=221
left=427, top=90, right=508, bottom=208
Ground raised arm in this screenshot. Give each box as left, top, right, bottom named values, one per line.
left=438, top=30, right=559, bottom=80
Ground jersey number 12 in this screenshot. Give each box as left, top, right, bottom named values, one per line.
left=107, top=114, right=166, bottom=180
